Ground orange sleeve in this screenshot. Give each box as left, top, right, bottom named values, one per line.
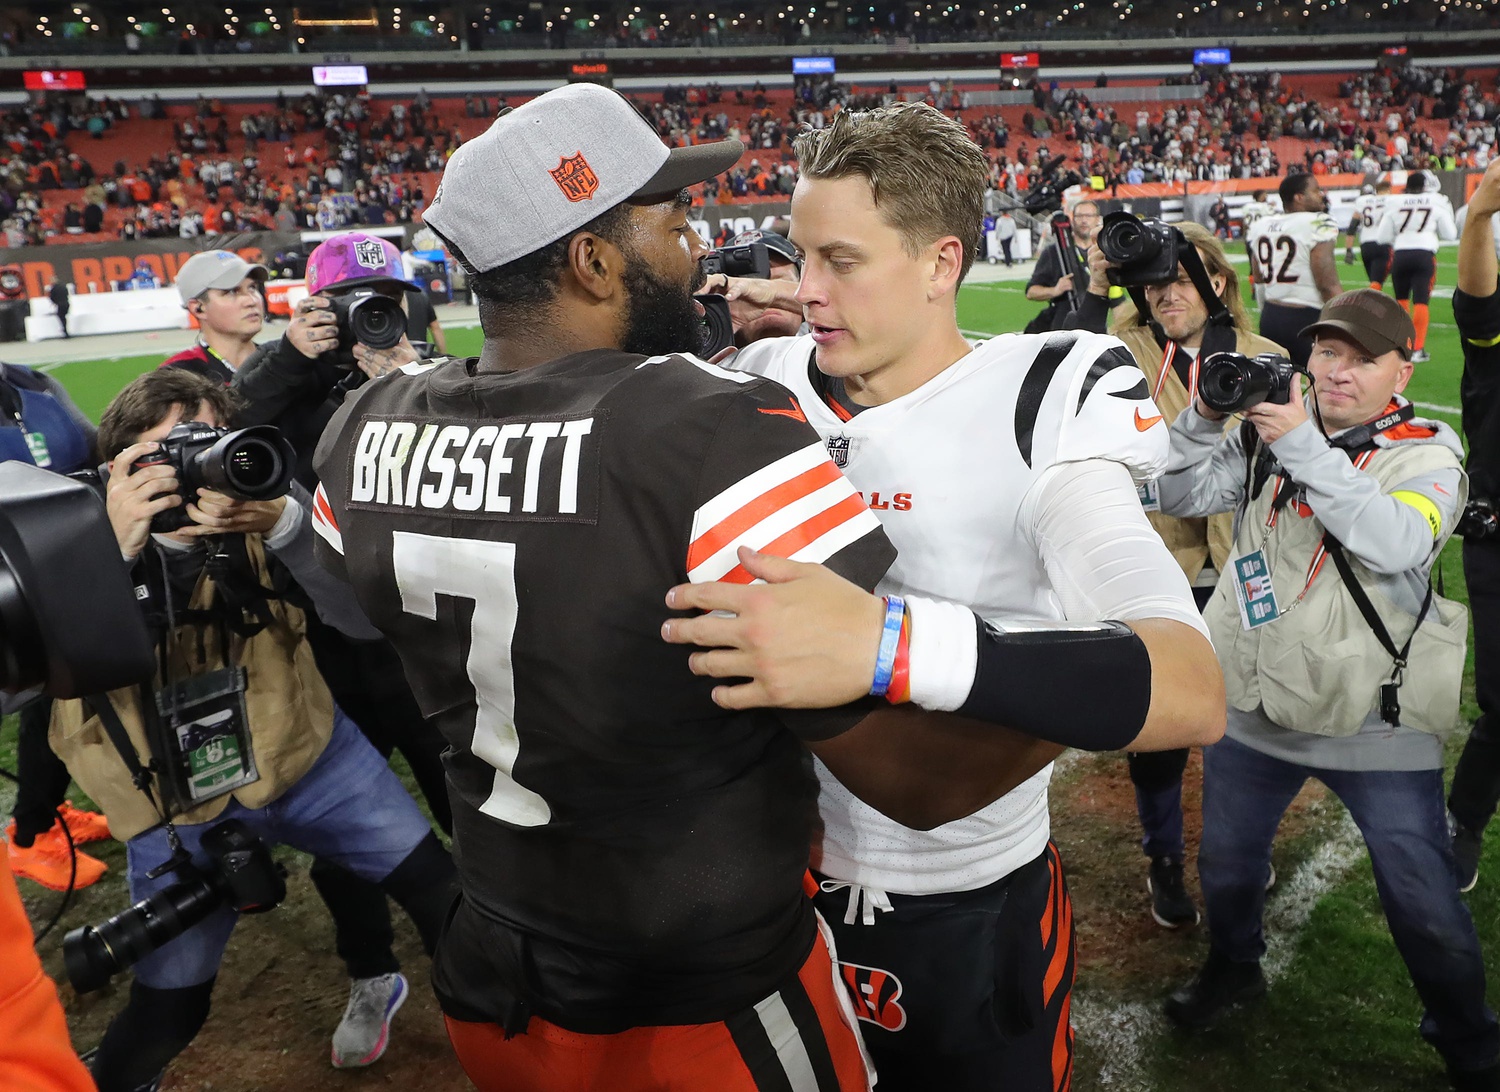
left=0, top=857, right=96, bottom=1092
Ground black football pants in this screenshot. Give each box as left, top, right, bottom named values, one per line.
left=10, top=696, right=72, bottom=848
left=1451, top=539, right=1500, bottom=834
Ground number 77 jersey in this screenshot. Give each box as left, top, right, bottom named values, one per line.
left=1248, top=209, right=1339, bottom=310
left=309, top=351, right=895, bottom=1031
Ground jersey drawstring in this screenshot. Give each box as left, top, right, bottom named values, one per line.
left=819, top=879, right=895, bottom=926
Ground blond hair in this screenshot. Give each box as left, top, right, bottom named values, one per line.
left=1111, top=220, right=1251, bottom=334
left=793, top=102, right=989, bottom=284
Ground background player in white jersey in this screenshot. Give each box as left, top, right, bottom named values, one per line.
left=1239, top=189, right=1275, bottom=309
left=1378, top=171, right=1458, bottom=363
left=1344, top=179, right=1393, bottom=289
left=1247, top=173, right=1343, bottom=369
left=671, top=102, right=1225, bottom=1092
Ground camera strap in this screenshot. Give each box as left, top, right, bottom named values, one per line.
left=1322, top=536, right=1433, bottom=727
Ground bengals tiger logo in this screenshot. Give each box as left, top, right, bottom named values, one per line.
left=838, top=961, right=908, bottom=1032
left=549, top=153, right=600, bottom=203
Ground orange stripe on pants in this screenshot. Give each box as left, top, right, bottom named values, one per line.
left=445, top=930, right=872, bottom=1092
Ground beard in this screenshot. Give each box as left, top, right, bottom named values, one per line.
left=619, top=250, right=709, bottom=359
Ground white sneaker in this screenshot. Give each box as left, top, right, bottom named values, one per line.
left=331, top=972, right=408, bottom=1068
left=1411, top=349, right=1431, bottom=363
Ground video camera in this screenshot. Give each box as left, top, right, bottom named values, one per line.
left=64, top=817, right=284, bottom=993
left=130, top=422, right=296, bottom=533
left=1199, top=351, right=1303, bottom=414
left=1023, top=155, right=1087, bottom=216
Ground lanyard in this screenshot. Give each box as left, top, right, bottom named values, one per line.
left=1153, top=341, right=1200, bottom=404
left=1256, top=448, right=1377, bottom=609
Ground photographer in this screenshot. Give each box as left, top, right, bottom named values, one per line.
left=1446, top=157, right=1500, bottom=895
left=49, top=368, right=455, bottom=1092
left=714, top=229, right=803, bottom=345
left=1025, top=199, right=1113, bottom=331
left=1067, top=220, right=1287, bottom=930
left=233, top=231, right=423, bottom=486
left=1156, top=292, right=1498, bottom=1090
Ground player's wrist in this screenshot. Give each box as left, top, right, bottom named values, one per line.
left=902, top=595, right=980, bottom=711
left=869, top=595, right=906, bottom=698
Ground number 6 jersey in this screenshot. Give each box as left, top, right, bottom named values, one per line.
left=311, top=350, right=895, bottom=1032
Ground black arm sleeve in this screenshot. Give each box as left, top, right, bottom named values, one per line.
left=231, top=337, right=328, bottom=427
left=1457, top=287, right=1500, bottom=501
left=957, top=618, right=1153, bottom=751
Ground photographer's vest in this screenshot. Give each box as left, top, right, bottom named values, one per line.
left=1205, top=429, right=1469, bottom=738
left=49, top=536, right=336, bottom=842
left=1117, top=324, right=1288, bottom=584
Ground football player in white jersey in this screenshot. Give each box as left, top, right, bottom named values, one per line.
left=1344, top=179, right=1393, bottom=289
left=667, top=102, right=1225, bottom=1092
left=1239, top=189, right=1274, bottom=309
left=1246, top=173, right=1343, bottom=369
left=1377, top=171, right=1458, bottom=363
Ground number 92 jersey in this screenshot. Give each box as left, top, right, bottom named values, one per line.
left=310, top=351, right=895, bottom=1030
left=1248, top=210, right=1340, bottom=311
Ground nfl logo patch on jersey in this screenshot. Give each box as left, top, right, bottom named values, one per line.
left=826, top=434, right=851, bottom=468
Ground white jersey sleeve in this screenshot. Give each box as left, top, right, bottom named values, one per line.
left=1022, top=330, right=1170, bottom=484
left=1254, top=211, right=1339, bottom=310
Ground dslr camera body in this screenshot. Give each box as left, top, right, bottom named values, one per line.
left=64, top=817, right=285, bottom=993
left=1199, top=351, right=1303, bottom=415
left=695, top=238, right=778, bottom=357
left=328, top=286, right=407, bottom=366
left=1097, top=211, right=1186, bottom=287
left=130, top=421, right=297, bottom=533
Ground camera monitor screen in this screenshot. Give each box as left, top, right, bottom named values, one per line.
left=313, top=64, right=369, bottom=87
left=1193, top=48, right=1231, bottom=65
left=24, top=70, right=86, bottom=91
left=792, top=57, right=836, bottom=75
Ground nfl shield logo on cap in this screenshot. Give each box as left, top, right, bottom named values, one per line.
left=550, top=153, right=601, bottom=203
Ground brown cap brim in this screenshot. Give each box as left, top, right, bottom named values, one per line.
left=1299, top=318, right=1410, bottom=361
left=634, top=138, right=745, bottom=199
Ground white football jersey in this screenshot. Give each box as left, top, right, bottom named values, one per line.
left=730, top=330, right=1168, bottom=895
left=1238, top=200, right=1272, bottom=235
left=1248, top=211, right=1340, bottom=310
left=1379, top=192, right=1458, bottom=253
left=1351, top=193, right=1389, bottom=245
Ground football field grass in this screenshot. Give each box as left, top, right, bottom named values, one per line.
left=10, top=249, right=1497, bottom=1090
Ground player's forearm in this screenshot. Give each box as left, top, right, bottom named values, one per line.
left=1458, top=215, right=1499, bottom=297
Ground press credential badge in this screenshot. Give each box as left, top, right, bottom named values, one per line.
left=1233, top=549, right=1281, bottom=630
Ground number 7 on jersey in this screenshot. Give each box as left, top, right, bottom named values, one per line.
left=392, top=531, right=552, bottom=827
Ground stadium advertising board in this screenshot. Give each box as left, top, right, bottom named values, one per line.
left=792, top=57, right=836, bottom=75
left=24, top=70, right=86, bottom=91
left=312, top=64, right=369, bottom=87
left=0, top=233, right=301, bottom=301
left=1193, top=48, right=1231, bottom=66
left=1000, top=52, right=1040, bottom=68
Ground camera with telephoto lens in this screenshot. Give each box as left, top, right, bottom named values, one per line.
left=130, top=421, right=297, bottom=533
left=1023, top=155, right=1086, bottom=216
left=63, top=818, right=285, bottom=993
left=1198, top=351, right=1303, bottom=414
left=329, top=286, right=407, bottom=358
left=1096, top=211, right=1186, bottom=287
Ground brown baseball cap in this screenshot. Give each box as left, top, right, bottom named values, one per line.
left=1299, top=289, right=1417, bottom=361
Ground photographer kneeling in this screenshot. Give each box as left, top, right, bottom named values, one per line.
left=51, top=368, right=456, bottom=1092
left=1066, top=217, right=1287, bottom=930
left=1157, top=291, right=1498, bottom=1090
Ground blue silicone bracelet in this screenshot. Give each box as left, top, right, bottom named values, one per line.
left=869, top=594, right=906, bottom=698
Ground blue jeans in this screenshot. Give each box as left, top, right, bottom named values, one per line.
left=1199, top=735, right=1500, bottom=1072
left=125, top=708, right=434, bottom=990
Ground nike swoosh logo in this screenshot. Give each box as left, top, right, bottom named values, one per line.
left=759, top=397, right=807, bottom=423
left=1134, top=408, right=1164, bottom=432
left=1434, top=483, right=1451, bottom=496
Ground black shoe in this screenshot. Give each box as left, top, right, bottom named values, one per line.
left=1147, top=855, right=1201, bottom=929
left=1164, top=950, right=1266, bottom=1030
left=1449, top=1061, right=1500, bottom=1091
left=1452, top=815, right=1483, bottom=894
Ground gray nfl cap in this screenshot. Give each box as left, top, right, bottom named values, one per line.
left=174, top=249, right=267, bottom=305
left=422, top=84, right=744, bottom=275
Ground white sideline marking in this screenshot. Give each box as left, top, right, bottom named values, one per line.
left=1072, top=809, right=1364, bottom=1089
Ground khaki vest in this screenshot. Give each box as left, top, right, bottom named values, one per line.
left=1205, top=438, right=1469, bottom=738
left=1115, top=323, right=1287, bottom=583
left=50, top=537, right=335, bottom=842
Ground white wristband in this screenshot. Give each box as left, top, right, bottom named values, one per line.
left=904, top=594, right=979, bottom=712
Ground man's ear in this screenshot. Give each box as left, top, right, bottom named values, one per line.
left=568, top=231, right=624, bottom=303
